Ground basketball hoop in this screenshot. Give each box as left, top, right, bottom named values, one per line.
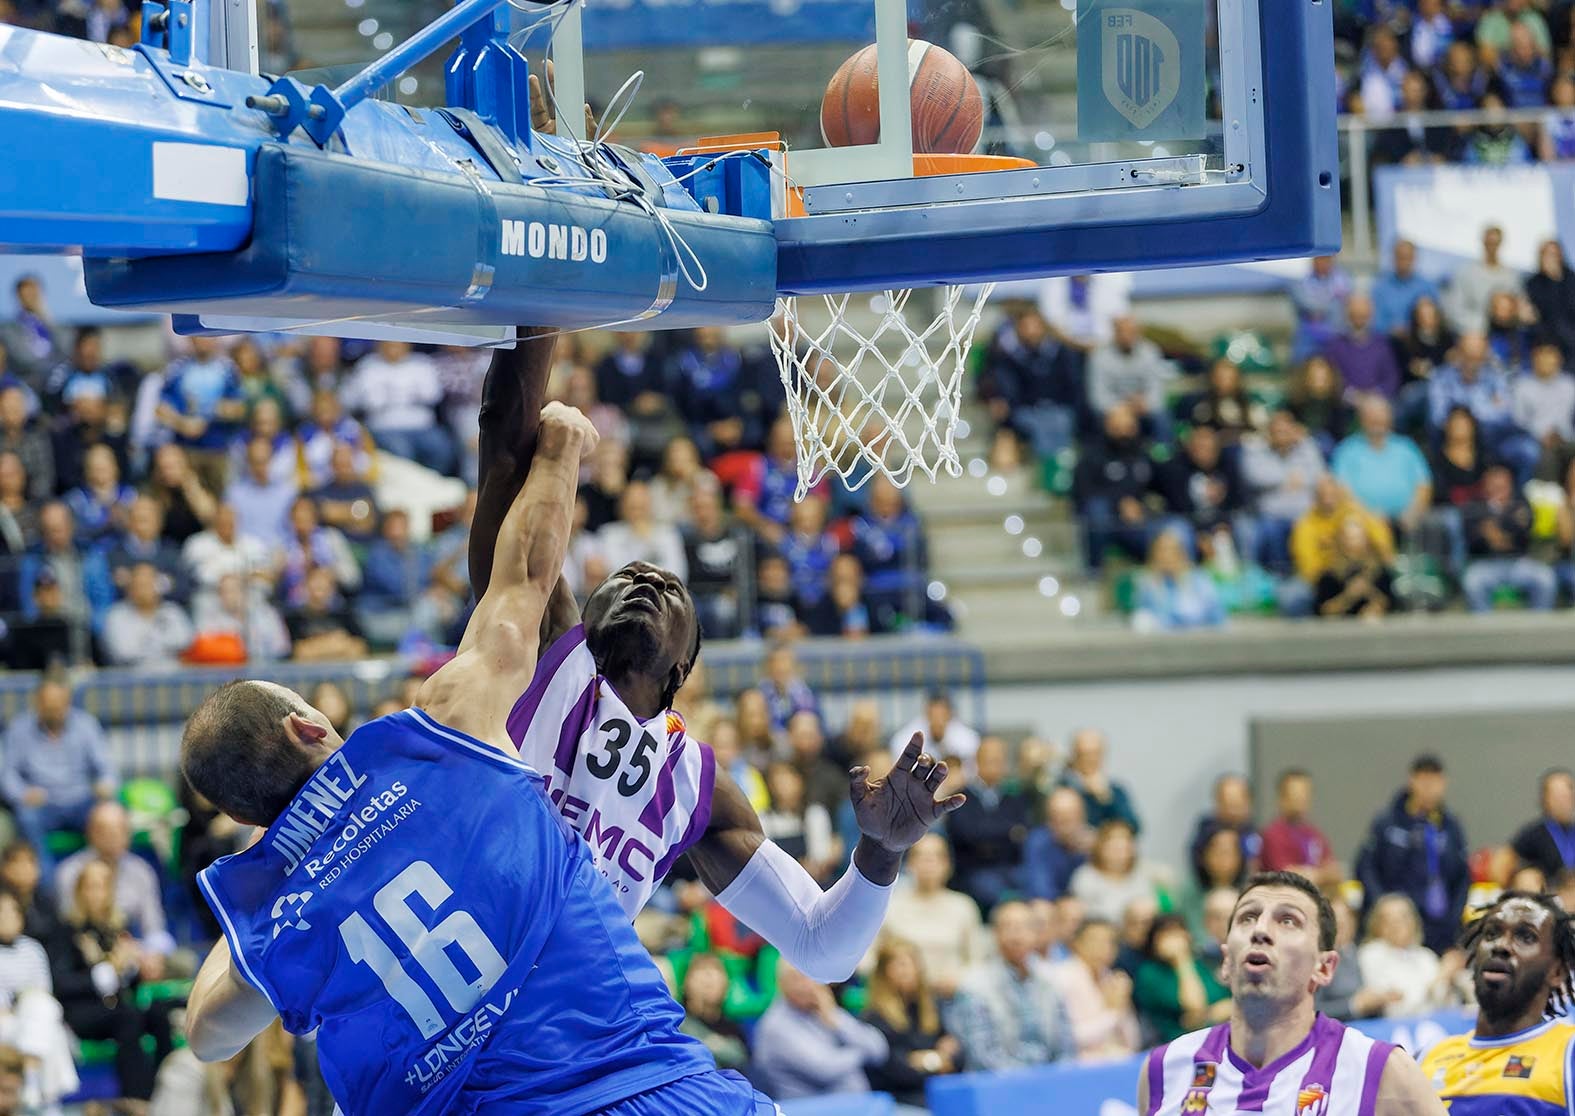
left=768, top=283, right=993, bottom=499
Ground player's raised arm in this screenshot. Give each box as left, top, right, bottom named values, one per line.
left=421, top=402, right=598, bottom=746
left=685, top=732, right=964, bottom=984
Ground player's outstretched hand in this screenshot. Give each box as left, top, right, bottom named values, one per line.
left=849, top=732, right=966, bottom=854
left=529, top=62, right=599, bottom=138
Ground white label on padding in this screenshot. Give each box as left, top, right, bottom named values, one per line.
left=151, top=142, right=248, bottom=207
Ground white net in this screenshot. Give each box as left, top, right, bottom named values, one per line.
left=767, top=284, right=996, bottom=500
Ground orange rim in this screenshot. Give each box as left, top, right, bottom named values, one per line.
left=912, top=153, right=1036, bottom=176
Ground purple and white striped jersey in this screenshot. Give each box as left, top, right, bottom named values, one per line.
left=505, top=625, right=716, bottom=918
left=1145, top=1014, right=1394, bottom=1116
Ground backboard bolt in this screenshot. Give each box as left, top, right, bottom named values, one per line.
left=182, top=71, right=211, bottom=94
left=956, top=183, right=964, bottom=194
left=845, top=192, right=853, bottom=203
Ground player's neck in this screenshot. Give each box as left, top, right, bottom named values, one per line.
left=1475, top=1004, right=1549, bottom=1040
left=605, top=672, right=666, bottom=721
left=1230, top=997, right=1317, bottom=1069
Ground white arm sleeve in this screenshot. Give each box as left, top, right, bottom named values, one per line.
left=714, top=838, right=895, bottom=984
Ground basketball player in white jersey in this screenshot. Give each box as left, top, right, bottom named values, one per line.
left=466, top=332, right=964, bottom=982
left=1139, top=871, right=1444, bottom=1116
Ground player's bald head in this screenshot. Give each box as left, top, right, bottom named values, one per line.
left=182, top=680, right=336, bottom=826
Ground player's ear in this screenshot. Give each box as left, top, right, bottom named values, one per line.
left=1311, top=947, right=1340, bottom=991
left=282, top=712, right=330, bottom=748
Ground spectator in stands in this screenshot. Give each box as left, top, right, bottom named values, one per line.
left=279, top=496, right=360, bottom=605
left=1323, top=293, right=1402, bottom=400
left=1181, top=358, right=1267, bottom=446
left=1396, top=297, right=1456, bottom=418
left=1069, top=820, right=1167, bottom=924
left=1286, top=355, right=1354, bottom=457
left=947, top=736, right=1033, bottom=913
left=297, top=388, right=374, bottom=490
left=1435, top=40, right=1491, bottom=112
left=52, top=375, right=129, bottom=497
left=677, top=953, right=749, bottom=1073
left=144, top=443, right=216, bottom=547
left=0, top=887, right=79, bottom=1108
left=874, top=834, right=986, bottom=1000
left=1430, top=332, right=1540, bottom=483
left=0, top=452, right=37, bottom=559
left=52, top=860, right=162, bottom=1108
left=1460, top=463, right=1556, bottom=610
left=731, top=417, right=804, bottom=546
left=1023, top=787, right=1092, bottom=901
left=1132, top=530, right=1225, bottom=632
left=779, top=495, right=837, bottom=609
left=1290, top=254, right=1353, bottom=361
left=233, top=395, right=296, bottom=486
left=1407, top=0, right=1455, bottom=70
left=758, top=642, right=820, bottom=731
left=948, top=900, right=1072, bottom=1071
left=1373, top=240, right=1440, bottom=337
left=4, top=567, right=84, bottom=671
left=1462, top=90, right=1535, bottom=162
left=863, top=937, right=960, bottom=1104
left=277, top=335, right=344, bottom=418
left=1059, top=728, right=1141, bottom=832
left=191, top=570, right=291, bottom=661
left=108, top=496, right=187, bottom=603
left=1037, top=274, right=1132, bottom=358
left=595, top=333, right=687, bottom=476
left=1486, top=289, right=1538, bottom=370
left=785, top=711, right=844, bottom=820
left=849, top=475, right=927, bottom=607
left=101, top=562, right=194, bottom=666
left=155, top=336, right=246, bottom=491
left=1188, top=773, right=1260, bottom=872
left=1526, top=242, right=1575, bottom=363
left=805, top=552, right=883, bottom=639
left=888, top=691, right=980, bottom=770
left=44, top=326, right=119, bottom=413
left=560, top=364, right=629, bottom=467
left=1133, top=914, right=1230, bottom=1043
left=1114, top=896, right=1159, bottom=978
left=1357, top=893, right=1468, bottom=1017
left=670, top=327, right=771, bottom=459
left=682, top=483, right=749, bottom=639
left=181, top=502, right=275, bottom=600
left=1356, top=754, right=1471, bottom=954
left=342, top=341, right=453, bottom=475
left=1543, top=75, right=1575, bottom=162
left=64, top=443, right=134, bottom=549
left=759, top=763, right=840, bottom=883
left=830, top=700, right=883, bottom=771
left=1086, top=316, right=1174, bottom=439
left=1358, top=26, right=1408, bottom=118
left=1156, top=423, right=1245, bottom=565
left=1445, top=227, right=1523, bottom=336
left=1477, top=0, right=1552, bottom=60
left=1374, top=69, right=1459, bottom=162
left=1, top=676, right=114, bottom=868
left=311, top=442, right=379, bottom=545
left=753, top=958, right=888, bottom=1101
left=1512, top=343, right=1575, bottom=480
left=0, top=389, right=50, bottom=508
left=1315, top=515, right=1400, bottom=619
left=1047, top=917, right=1139, bottom=1061
left=753, top=553, right=805, bottom=639
left=648, top=438, right=707, bottom=526
left=1331, top=396, right=1433, bottom=527
left=1241, top=409, right=1327, bottom=573
left=1073, top=402, right=1159, bottom=570
left=0, top=277, right=63, bottom=389
left=1497, top=22, right=1553, bottom=106
left=1316, top=898, right=1402, bottom=1022
left=1509, top=769, right=1575, bottom=879
left=359, top=508, right=453, bottom=646
left=19, top=502, right=112, bottom=633
left=1259, top=769, right=1342, bottom=887
left=286, top=565, right=367, bottom=662
left=55, top=802, right=172, bottom=968
left=980, top=307, right=1079, bottom=460
left=1180, top=829, right=1246, bottom=942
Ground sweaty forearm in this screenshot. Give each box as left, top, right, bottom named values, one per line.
left=470, top=329, right=557, bottom=597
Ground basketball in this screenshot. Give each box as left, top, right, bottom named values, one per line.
left=820, top=39, right=984, bottom=154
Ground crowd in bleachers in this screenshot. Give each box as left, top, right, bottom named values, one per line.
left=979, top=232, right=1575, bottom=628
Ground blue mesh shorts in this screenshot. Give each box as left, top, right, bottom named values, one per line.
left=591, top=1070, right=781, bottom=1116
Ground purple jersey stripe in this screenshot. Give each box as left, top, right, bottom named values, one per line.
left=652, top=743, right=716, bottom=882
left=1358, top=1039, right=1394, bottom=1116
left=505, top=624, right=587, bottom=746
left=554, top=679, right=598, bottom=777
left=1298, top=1016, right=1345, bottom=1100
left=1197, top=1023, right=1231, bottom=1066
left=1146, top=1046, right=1167, bottom=1116
left=637, top=739, right=686, bottom=837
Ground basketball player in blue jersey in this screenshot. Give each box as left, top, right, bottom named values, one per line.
left=177, top=401, right=781, bottom=1115
left=1139, top=871, right=1444, bottom=1116
left=467, top=333, right=967, bottom=981
left=1420, top=891, right=1575, bottom=1115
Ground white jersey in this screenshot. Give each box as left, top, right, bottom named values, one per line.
left=1144, top=1014, right=1393, bottom=1116
left=507, top=624, right=716, bottom=918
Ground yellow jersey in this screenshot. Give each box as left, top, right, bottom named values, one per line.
left=1420, top=1019, right=1575, bottom=1116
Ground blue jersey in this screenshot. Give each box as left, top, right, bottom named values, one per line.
left=198, top=708, right=714, bottom=1116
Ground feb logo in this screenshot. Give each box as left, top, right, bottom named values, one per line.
left=1101, top=9, right=1181, bottom=129
left=1296, top=1083, right=1329, bottom=1116
left=270, top=891, right=313, bottom=938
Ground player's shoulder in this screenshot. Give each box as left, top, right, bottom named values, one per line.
left=1418, top=1029, right=1472, bottom=1070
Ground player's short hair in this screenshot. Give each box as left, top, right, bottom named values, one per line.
left=1235, top=871, right=1337, bottom=951
left=181, top=681, right=321, bottom=825
left=1410, top=754, right=1444, bottom=775
left=1460, top=891, right=1575, bottom=1019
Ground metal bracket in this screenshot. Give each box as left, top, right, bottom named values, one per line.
left=135, top=2, right=235, bottom=110
left=245, top=76, right=343, bottom=146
